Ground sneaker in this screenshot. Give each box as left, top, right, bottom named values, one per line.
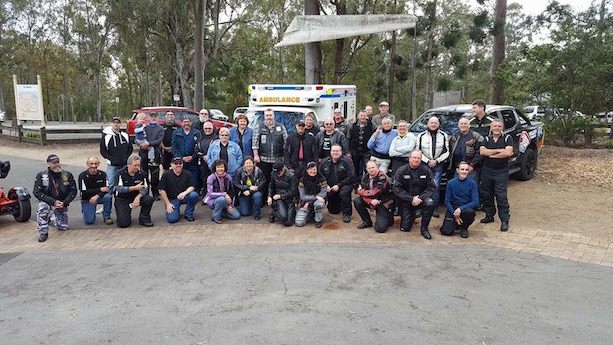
left=104, top=218, right=114, bottom=225
left=96, top=207, right=103, bottom=214
left=212, top=218, right=222, bottom=224
left=460, top=228, right=468, bottom=238
left=400, top=227, right=411, bottom=232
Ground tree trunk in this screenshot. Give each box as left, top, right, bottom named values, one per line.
left=304, top=0, right=322, bottom=84
left=410, top=0, right=418, bottom=121
left=332, top=0, right=346, bottom=84
left=193, top=0, right=206, bottom=110
left=157, top=69, right=162, bottom=106
left=388, top=30, right=397, bottom=113
left=423, top=0, right=437, bottom=111
left=169, top=7, right=192, bottom=109
left=490, top=0, right=507, bottom=105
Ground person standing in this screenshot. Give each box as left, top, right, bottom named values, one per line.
left=348, top=109, right=376, bottom=178
left=100, top=116, right=132, bottom=191
left=206, top=127, right=243, bottom=177
left=316, top=118, right=348, bottom=160
left=364, top=105, right=374, bottom=121
left=229, top=114, right=254, bottom=158
left=416, top=116, right=449, bottom=217
left=295, top=162, right=328, bottom=228
left=33, top=154, right=77, bottom=242
left=469, top=99, right=495, bottom=139
left=393, top=150, right=437, bottom=239
left=158, top=157, right=199, bottom=223
left=195, top=121, right=218, bottom=196
left=448, top=117, right=483, bottom=182
left=172, top=116, right=203, bottom=193
left=320, top=144, right=356, bottom=223
left=138, top=113, right=164, bottom=200
left=160, top=111, right=179, bottom=171
left=113, top=154, right=154, bottom=228
left=372, top=101, right=396, bottom=127
left=440, top=162, right=479, bottom=238
left=333, top=108, right=350, bottom=137
left=267, top=162, right=298, bottom=227
left=367, top=118, right=397, bottom=174
left=479, top=119, right=513, bottom=231
left=252, top=108, right=288, bottom=200
left=284, top=119, right=317, bottom=180
left=353, top=160, right=394, bottom=233
left=194, top=108, right=218, bottom=135
left=233, top=157, right=266, bottom=220
left=78, top=156, right=113, bottom=225
left=389, top=120, right=416, bottom=174
left=304, top=112, right=320, bottom=137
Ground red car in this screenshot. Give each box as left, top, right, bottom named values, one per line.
left=126, top=106, right=233, bottom=135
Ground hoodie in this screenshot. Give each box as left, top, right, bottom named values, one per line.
left=100, top=126, right=133, bottom=166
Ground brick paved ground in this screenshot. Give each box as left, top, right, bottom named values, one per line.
left=1, top=208, right=611, bottom=267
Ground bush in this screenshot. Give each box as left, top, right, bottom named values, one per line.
left=25, top=132, right=41, bottom=139
left=544, top=116, right=596, bottom=147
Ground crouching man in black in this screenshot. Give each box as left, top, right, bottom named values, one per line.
left=353, top=160, right=394, bottom=233
left=440, top=161, right=479, bottom=238
left=393, top=150, right=437, bottom=239
left=267, top=161, right=298, bottom=226
left=114, top=154, right=154, bottom=228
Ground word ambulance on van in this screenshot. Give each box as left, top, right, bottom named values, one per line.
left=245, top=84, right=356, bottom=134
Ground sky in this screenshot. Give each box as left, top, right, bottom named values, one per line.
left=508, top=0, right=597, bottom=15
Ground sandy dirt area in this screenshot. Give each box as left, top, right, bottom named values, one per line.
left=1, top=139, right=611, bottom=241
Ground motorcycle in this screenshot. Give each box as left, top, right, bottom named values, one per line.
left=0, top=161, right=31, bottom=222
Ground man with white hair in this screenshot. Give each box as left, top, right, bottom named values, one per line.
left=367, top=118, right=397, bottom=174
left=449, top=117, right=483, bottom=182
left=416, top=116, right=449, bottom=217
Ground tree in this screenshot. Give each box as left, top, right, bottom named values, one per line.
left=304, top=0, right=322, bottom=84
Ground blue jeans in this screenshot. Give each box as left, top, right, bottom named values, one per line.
left=81, top=194, right=113, bottom=224
left=106, top=164, right=125, bottom=190
left=238, top=191, right=263, bottom=217
left=210, top=197, right=241, bottom=221
left=165, top=191, right=199, bottom=223
left=431, top=163, right=444, bottom=205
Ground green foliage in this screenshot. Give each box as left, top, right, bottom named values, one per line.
left=544, top=116, right=597, bottom=147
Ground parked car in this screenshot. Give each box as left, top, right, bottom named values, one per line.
left=126, top=106, right=233, bottom=136
left=233, top=107, right=248, bottom=119
left=0, top=110, right=5, bottom=122
left=210, top=109, right=229, bottom=122
left=410, top=104, right=544, bottom=181
left=523, top=106, right=546, bottom=120
left=595, top=112, right=613, bottom=124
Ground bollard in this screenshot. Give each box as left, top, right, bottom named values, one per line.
left=40, top=127, right=47, bottom=146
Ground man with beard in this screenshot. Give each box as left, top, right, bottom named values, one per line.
left=172, top=116, right=203, bottom=192
left=253, top=108, right=288, bottom=200
left=440, top=162, right=479, bottom=238
left=138, top=113, right=164, bottom=200
left=316, top=118, right=348, bottom=159
left=393, top=150, right=437, bottom=240
left=320, top=144, right=356, bottom=223
left=33, top=154, right=77, bottom=242
left=348, top=109, right=376, bottom=178
left=78, top=156, right=113, bottom=225
left=448, top=117, right=483, bottom=182
left=284, top=119, right=316, bottom=180
left=160, top=111, right=179, bottom=171
left=353, top=160, right=394, bottom=233
left=195, top=121, right=218, bottom=195
left=333, top=108, right=350, bottom=137
left=114, top=154, right=154, bottom=228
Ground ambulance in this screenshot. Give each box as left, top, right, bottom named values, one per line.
left=245, top=84, right=357, bottom=135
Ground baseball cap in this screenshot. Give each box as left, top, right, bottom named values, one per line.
left=379, top=101, right=389, bottom=107
left=171, top=157, right=183, bottom=164
left=182, top=115, right=191, bottom=121
left=46, top=154, right=60, bottom=163
left=272, top=162, right=285, bottom=173
left=111, top=116, right=121, bottom=122
left=295, top=119, right=305, bottom=126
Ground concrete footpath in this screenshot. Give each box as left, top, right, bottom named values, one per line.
left=1, top=245, right=612, bottom=344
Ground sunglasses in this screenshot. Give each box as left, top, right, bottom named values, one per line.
left=220, top=134, right=229, bottom=137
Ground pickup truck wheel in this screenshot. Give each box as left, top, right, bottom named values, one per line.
left=515, top=149, right=537, bottom=181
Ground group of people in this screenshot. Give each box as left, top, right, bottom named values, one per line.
left=33, top=100, right=513, bottom=244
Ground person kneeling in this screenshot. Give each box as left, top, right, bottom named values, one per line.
left=353, top=160, right=394, bottom=233
left=440, top=161, right=479, bottom=238
left=267, top=162, right=298, bottom=226
left=295, top=162, right=327, bottom=228
left=204, top=160, right=241, bottom=224
left=159, top=157, right=199, bottom=223
left=233, top=156, right=266, bottom=220
left=393, top=150, right=437, bottom=239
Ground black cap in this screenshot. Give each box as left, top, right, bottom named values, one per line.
left=182, top=115, right=191, bottom=121
left=295, top=119, right=305, bottom=126
left=272, top=162, right=285, bottom=173
left=306, top=161, right=317, bottom=169
left=111, top=116, right=121, bottom=122
left=46, top=154, right=60, bottom=163
left=171, top=157, right=183, bottom=164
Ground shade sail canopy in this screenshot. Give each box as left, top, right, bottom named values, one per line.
left=275, top=14, right=417, bottom=47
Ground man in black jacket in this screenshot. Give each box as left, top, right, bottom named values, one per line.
left=267, top=162, right=298, bottom=226
left=33, top=154, right=77, bottom=242
left=100, top=116, right=133, bottom=191
left=253, top=109, right=288, bottom=200
left=393, top=150, right=437, bottom=239
left=160, top=111, right=179, bottom=170
left=114, top=154, right=154, bottom=228
left=284, top=119, right=316, bottom=180
left=320, top=144, right=356, bottom=223
left=139, top=112, right=164, bottom=200
left=348, top=109, right=376, bottom=178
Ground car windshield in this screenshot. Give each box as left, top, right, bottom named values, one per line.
left=524, top=107, right=535, bottom=113
left=409, top=111, right=470, bottom=135
left=246, top=110, right=305, bottom=135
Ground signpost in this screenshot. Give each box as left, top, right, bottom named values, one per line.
left=13, top=75, right=45, bottom=126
